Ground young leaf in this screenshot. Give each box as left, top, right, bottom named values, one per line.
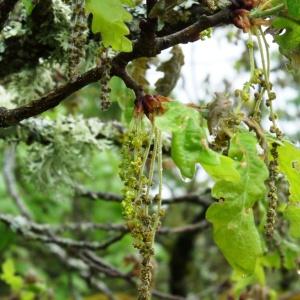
left=22, top=0, right=35, bottom=15
left=20, top=291, right=35, bottom=300
left=121, top=0, right=135, bottom=6
left=207, top=202, right=263, bottom=274
left=0, top=259, right=24, bottom=292
left=277, top=141, right=300, bottom=203
left=286, top=0, right=300, bottom=20
left=201, top=155, right=240, bottom=182
left=206, top=132, right=268, bottom=274
left=85, top=0, right=133, bottom=52
left=232, top=261, right=266, bottom=296
left=171, top=118, right=220, bottom=178
left=155, top=101, right=240, bottom=180
left=213, top=132, right=269, bottom=207
left=272, top=17, right=300, bottom=68
left=277, top=141, right=300, bottom=239
left=284, top=204, right=300, bottom=238
left=109, top=76, right=135, bottom=110
left=155, top=101, right=200, bottom=133
left=281, top=240, right=300, bottom=269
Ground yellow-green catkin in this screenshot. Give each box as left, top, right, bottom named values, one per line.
left=68, top=0, right=88, bottom=79
left=97, top=48, right=112, bottom=111
left=255, top=26, right=283, bottom=240
left=265, top=142, right=279, bottom=239
left=119, top=119, right=164, bottom=300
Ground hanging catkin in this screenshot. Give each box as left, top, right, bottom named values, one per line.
left=68, top=0, right=88, bottom=79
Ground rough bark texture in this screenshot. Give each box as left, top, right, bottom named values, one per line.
left=0, top=7, right=233, bottom=127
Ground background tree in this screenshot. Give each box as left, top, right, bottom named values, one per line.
left=0, top=0, right=300, bottom=299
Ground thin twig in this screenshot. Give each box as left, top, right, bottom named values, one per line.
left=79, top=250, right=134, bottom=282
left=158, top=221, right=208, bottom=235
left=0, top=213, right=208, bottom=236
left=3, top=143, right=32, bottom=219
left=77, top=187, right=211, bottom=207
left=0, top=214, right=125, bottom=251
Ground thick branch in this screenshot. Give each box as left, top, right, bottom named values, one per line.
left=0, top=66, right=105, bottom=127
left=0, top=7, right=234, bottom=127
left=156, top=8, right=233, bottom=50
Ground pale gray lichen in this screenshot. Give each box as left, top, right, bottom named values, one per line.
left=19, top=116, right=113, bottom=191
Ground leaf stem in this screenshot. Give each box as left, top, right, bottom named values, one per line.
left=145, top=126, right=159, bottom=204
left=250, top=3, right=285, bottom=19
left=255, top=27, right=276, bottom=128
left=152, top=128, right=163, bottom=241
left=137, top=125, right=154, bottom=198
left=248, top=32, right=255, bottom=81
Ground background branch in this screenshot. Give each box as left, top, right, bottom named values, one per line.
left=0, top=214, right=126, bottom=251
left=0, top=66, right=105, bottom=127
left=3, top=143, right=32, bottom=219
left=157, top=8, right=233, bottom=50
left=77, top=187, right=212, bottom=207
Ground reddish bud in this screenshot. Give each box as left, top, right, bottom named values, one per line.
left=134, top=94, right=170, bottom=121
left=233, top=9, right=251, bottom=32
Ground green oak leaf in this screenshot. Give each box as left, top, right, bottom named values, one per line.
left=212, top=131, right=269, bottom=208
left=201, top=155, right=240, bottom=182
left=1, top=259, right=24, bottom=292
left=282, top=240, right=300, bottom=269
left=155, top=101, right=200, bottom=133
left=171, top=118, right=220, bottom=178
left=272, top=17, right=300, bottom=68
left=109, top=76, right=135, bottom=109
left=109, top=76, right=135, bottom=124
left=278, top=141, right=300, bottom=202
left=121, top=0, right=135, bottom=6
left=263, top=239, right=300, bottom=270
left=284, top=204, right=300, bottom=238
left=277, top=141, right=300, bottom=239
left=22, top=0, right=35, bottom=15
left=85, top=0, right=133, bottom=52
left=232, top=261, right=266, bottom=296
left=207, top=202, right=263, bottom=274
left=206, top=132, right=268, bottom=274
left=20, top=291, right=35, bottom=300
left=155, top=101, right=239, bottom=180
left=286, top=0, right=300, bottom=20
